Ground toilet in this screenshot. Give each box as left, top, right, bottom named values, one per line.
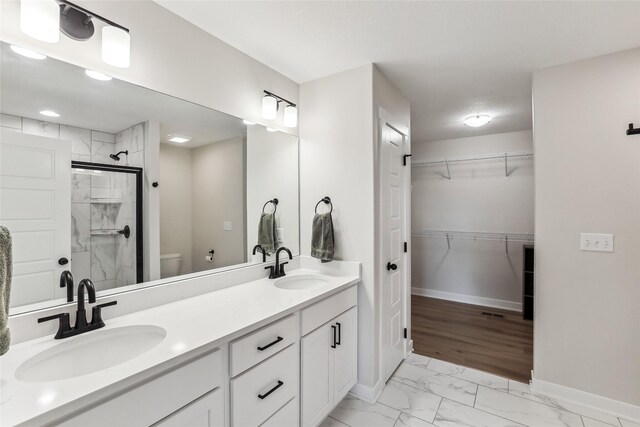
left=160, top=253, right=182, bottom=278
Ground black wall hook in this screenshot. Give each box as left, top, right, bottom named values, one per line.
left=627, top=123, right=640, bottom=136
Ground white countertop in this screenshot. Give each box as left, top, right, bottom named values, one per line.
left=0, top=267, right=359, bottom=426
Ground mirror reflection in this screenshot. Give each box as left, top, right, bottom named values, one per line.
left=0, top=42, right=299, bottom=312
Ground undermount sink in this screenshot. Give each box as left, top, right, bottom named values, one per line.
left=16, top=325, right=167, bottom=383
left=274, top=275, right=328, bottom=290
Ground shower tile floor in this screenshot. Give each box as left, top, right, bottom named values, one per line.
left=321, top=353, right=637, bottom=427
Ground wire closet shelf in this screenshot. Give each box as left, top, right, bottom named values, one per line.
left=412, top=230, right=535, bottom=255
left=411, top=150, right=534, bottom=179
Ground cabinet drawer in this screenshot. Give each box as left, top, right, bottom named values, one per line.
left=231, top=344, right=299, bottom=427
left=58, top=348, right=223, bottom=427
left=230, top=313, right=299, bottom=377
left=260, top=397, right=298, bottom=427
left=154, top=388, right=224, bottom=427
left=301, top=286, right=357, bottom=336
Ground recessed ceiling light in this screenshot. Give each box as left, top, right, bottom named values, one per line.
left=168, top=134, right=191, bottom=144
left=243, top=120, right=255, bottom=125
left=85, top=69, right=112, bottom=81
left=40, top=110, right=60, bottom=118
left=266, top=127, right=277, bottom=133
left=464, top=115, right=492, bottom=127
left=10, top=45, right=47, bottom=60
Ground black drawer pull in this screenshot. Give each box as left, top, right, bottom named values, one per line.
left=258, top=380, right=284, bottom=399
left=336, top=322, right=341, bottom=345
left=257, top=336, right=283, bottom=351
left=331, top=325, right=337, bottom=348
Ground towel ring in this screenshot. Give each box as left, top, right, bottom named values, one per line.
left=315, top=196, right=333, bottom=214
left=262, top=198, right=278, bottom=214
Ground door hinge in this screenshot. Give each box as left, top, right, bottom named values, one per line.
left=404, top=242, right=408, bottom=253
left=403, top=328, right=407, bottom=339
left=403, top=154, right=412, bottom=166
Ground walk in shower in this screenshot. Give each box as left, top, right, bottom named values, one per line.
left=71, top=161, right=143, bottom=291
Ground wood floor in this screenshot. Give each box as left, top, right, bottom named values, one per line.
left=411, top=295, right=533, bottom=383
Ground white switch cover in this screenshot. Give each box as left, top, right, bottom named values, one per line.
left=277, top=227, right=284, bottom=244
left=223, top=221, right=232, bottom=231
left=580, top=233, right=614, bottom=252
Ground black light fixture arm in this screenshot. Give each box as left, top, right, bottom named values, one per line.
left=56, top=0, right=130, bottom=33
left=263, top=90, right=296, bottom=108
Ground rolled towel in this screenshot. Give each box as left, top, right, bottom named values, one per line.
left=0, top=226, right=12, bottom=356
left=311, top=212, right=334, bottom=263
left=257, top=212, right=279, bottom=255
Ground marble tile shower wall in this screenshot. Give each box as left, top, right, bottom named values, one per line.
left=0, top=114, right=144, bottom=292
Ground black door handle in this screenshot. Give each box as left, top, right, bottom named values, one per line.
left=336, top=322, right=341, bottom=346
left=331, top=325, right=337, bottom=348
left=58, top=257, right=69, bottom=266
left=258, top=380, right=284, bottom=399
left=387, top=262, right=398, bottom=271
left=257, top=336, right=283, bottom=351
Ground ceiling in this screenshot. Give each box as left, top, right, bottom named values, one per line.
left=1, top=42, right=246, bottom=147
left=156, top=1, right=640, bottom=142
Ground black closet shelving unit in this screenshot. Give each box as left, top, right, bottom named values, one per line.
left=523, top=245, right=534, bottom=320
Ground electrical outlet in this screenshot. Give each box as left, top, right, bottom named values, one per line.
left=223, top=221, right=232, bottom=231
left=580, top=233, right=614, bottom=252
left=277, top=227, right=284, bottom=244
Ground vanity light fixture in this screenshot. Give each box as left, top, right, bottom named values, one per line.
left=168, top=134, right=191, bottom=144
left=464, top=115, right=492, bottom=127
left=20, top=0, right=60, bottom=43
left=261, top=90, right=298, bottom=127
left=19, top=0, right=131, bottom=68
left=85, top=69, right=112, bottom=81
left=10, top=45, right=47, bottom=60
left=40, top=110, right=60, bottom=118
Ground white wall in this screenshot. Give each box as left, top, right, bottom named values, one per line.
left=533, top=48, right=640, bottom=408
left=246, top=126, right=300, bottom=259
left=0, top=0, right=298, bottom=134
left=191, top=137, right=245, bottom=271
left=159, top=143, right=193, bottom=275
left=301, top=64, right=410, bottom=396
left=411, top=130, right=534, bottom=309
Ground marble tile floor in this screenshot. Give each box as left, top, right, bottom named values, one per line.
left=322, top=353, right=638, bottom=427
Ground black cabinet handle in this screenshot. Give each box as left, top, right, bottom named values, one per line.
left=257, top=336, right=283, bottom=351
left=387, top=262, right=398, bottom=271
left=336, top=322, right=341, bottom=346
left=331, top=325, right=337, bottom=348
left=58, top=257, right=69, bottom=266
left=258, top=380, right=284, bottom=399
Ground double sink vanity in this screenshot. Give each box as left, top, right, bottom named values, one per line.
left=0, top=258, right=360, bottom=426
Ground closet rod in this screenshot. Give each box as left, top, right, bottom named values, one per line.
left=411, top=150, right=534, bottom=168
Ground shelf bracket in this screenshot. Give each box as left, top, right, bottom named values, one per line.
left=504, top=235, right=509, bottom=256
left=504, top=153, right=508, bottom=178
left=444, top=160, right=451, bottom=180
left=446, top=233, right=451, bottom=251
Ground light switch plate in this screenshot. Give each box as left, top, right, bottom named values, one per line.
left=223, top=221, right=232, bottom=231
left=277, top=227, right=284, bottom=244
left=580, top=233, right=614, bottom=252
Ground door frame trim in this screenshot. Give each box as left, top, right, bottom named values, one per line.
left=377, top=107, right=411, bottom=386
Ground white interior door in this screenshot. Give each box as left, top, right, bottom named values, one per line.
left=0, top=129, right=71, bottom=307
left=381, top=122, right=407, bottom=382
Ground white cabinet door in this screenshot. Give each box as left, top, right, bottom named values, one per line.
left=301, top=323, right=333, bottom=427
left=0, top=129, right=71, bottom=307
left=155, top=388, right=224, bottom=427
left=332, top=307, right=357, bottom=402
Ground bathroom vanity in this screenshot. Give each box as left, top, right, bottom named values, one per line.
left=0, top=262, right=359, bottom=426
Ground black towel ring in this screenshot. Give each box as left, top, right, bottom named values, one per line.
left=315, top=196, right=333, bottom=214
left=262, top=198, right=278, bottom=214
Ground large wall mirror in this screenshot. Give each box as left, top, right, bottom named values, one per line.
left=0, top=42, right=299, bottom=314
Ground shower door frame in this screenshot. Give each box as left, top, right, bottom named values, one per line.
left=71, top=161, right=144, bottom=284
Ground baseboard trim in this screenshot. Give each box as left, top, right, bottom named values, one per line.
left=411, top=287, right=522, bottom=312
left=349, top=379, right=384, bottom=403
left=531, top=377, right=640, bottom=423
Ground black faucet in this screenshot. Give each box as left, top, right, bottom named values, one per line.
left=252, top=244, right=267, bottom=262
left=38, top=278, right=118, bottom=339
left=60, top=270, right=74, bottom=303
left=265, top=247, right=292, bottom=279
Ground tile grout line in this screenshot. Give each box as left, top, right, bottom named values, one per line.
left=327, top=415, right=350, bottom=427
left=432, top=396, right=444, bottom=424
left=440, top=396, right=528, bottom=427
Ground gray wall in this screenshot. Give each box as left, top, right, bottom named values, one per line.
left=411, top=130, right=534, bottom=310
left=533, top=48, right=640, bottom=406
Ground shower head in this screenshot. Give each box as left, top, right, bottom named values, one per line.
left=110, top=150, right=128, bottom=161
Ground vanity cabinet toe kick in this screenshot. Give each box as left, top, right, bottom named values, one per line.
left=53, top=284, right=358, bottom=427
